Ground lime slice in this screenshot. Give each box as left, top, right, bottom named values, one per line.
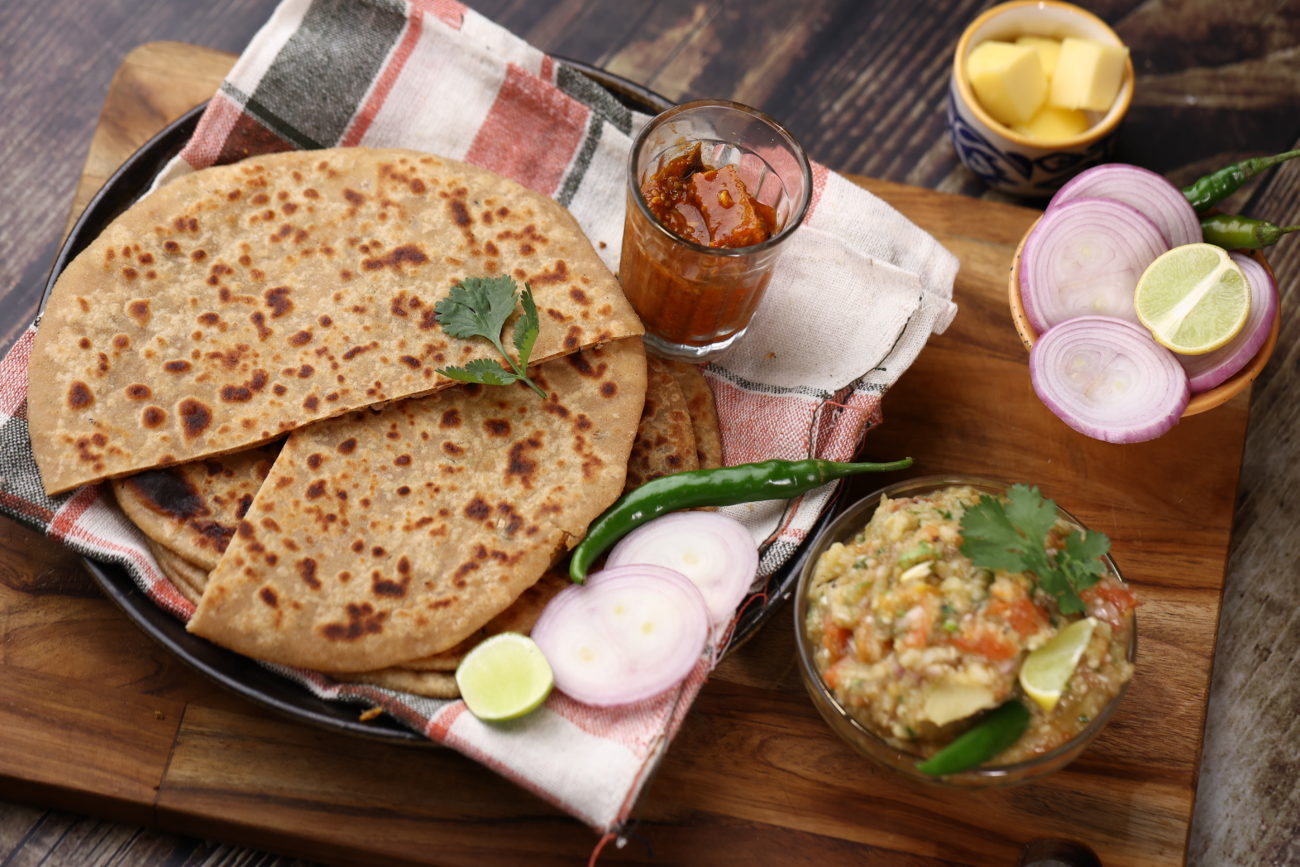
left=1018, top=617, right=1097, bottom=711
left=455, top=632, right=554, bottom=721
left=1134, top=243, right=1251, bottom=355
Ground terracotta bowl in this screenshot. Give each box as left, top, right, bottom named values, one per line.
left=1008, top=219, right=1280, bottom=417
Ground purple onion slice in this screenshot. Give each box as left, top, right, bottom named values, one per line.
left=604, top=511, right=756, bottom=627
left=1177, top=252, right=1277, bottom=393
left=1048, top=163, right=1202, bottom=248
left=531, top=564, right=709, bottom=707
left=1030, top=315, right=1190, bottom=443
left=1020, top=197, right=1169, bottom=335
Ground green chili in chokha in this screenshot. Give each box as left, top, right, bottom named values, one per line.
left=915, top=700, right=1032, bottom=776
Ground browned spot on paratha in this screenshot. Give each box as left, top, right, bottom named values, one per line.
left=387, top=569, right=569, bottom=672
left=111, top=443, right=281, bottom=571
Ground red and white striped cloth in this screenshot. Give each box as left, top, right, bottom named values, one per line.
left=0, top=0, right=957, bottom=834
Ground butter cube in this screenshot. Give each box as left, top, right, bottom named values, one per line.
left=1012, top=105, right=1091, bottom=142
left=1049, top=37, right=1128, bottom=111
left=1015, top=35, right=1062, bottom=80
left=966, top=40, right=1047, bottom=127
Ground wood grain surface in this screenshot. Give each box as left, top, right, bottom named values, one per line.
left=1, top=1, right=1297, bottom=865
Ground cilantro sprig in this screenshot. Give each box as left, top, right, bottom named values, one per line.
left=434, top=276, right=546, bottom=398
left=959, top=484, right=1109, bottom=615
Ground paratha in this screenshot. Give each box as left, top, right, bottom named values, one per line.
left=111, top=444, right=280, bottom=570
left=383, top=569, right=569, bottom=672
left=334, top=668, right=460, bottom=700
left=145, top=538, right=208, bottom=606
left=624, top=354, right=698, bottom=491
left=29, top=147, right=643, bottom=495
left=188, top=338, right=646, bottom=672
left=326, top=569, right=569, bottom=699
left=665, top=360, right=723, bottom=469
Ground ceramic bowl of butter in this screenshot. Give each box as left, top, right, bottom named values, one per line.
left=948, top=0, right=1134, bottom=197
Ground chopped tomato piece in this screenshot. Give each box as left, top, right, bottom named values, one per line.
left=1082, top=578, right=1138, bottom=613
left=952, top=625, right=1017, bottom=660
left=989, top=595, right=1048, bottom=637
left=821, top=615, right=851, bottom=659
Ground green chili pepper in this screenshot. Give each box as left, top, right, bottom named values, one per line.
left=1182, top=149, right=1300, bottom=213
left=915, top=700, right=1031, bottom=777
left=567, top=456, right=913, bottom=582
left=1200, top=213, right=1299, bottom=250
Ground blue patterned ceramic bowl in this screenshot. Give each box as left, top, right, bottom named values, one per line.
left=948, top=0, right=1134, bottom=198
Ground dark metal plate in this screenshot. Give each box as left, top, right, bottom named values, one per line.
left=43, top=59, right=831, bottom=743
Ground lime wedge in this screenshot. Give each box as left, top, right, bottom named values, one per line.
left=455, top=632, right=554, bottom=721
left=1018, top=617, right=1097, bottom=711
left=1134, top=243, right=1251, bottom=355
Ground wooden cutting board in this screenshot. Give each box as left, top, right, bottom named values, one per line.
left=0, top=41, right=1251, bottom=866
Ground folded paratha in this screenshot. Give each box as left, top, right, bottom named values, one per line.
left=145, top=538, right=207, bottom=606
left=624, top=354, right=699, bottom=491
left=665, top=360, right=723, bottom=470
left=29, top=148, right=642, bottom=495
left=188, top=338, right=646, bottom=672
left=111, top=444, right=280, bottom=570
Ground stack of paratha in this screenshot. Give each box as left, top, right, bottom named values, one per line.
left=31, top=147, right=723, bottom=698
left=110, top=444, right=279, bottom=603
left=624, top=356, right=723, bottom=490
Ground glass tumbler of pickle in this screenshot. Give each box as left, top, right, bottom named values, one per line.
left=620, top=100, right=812, bottom=362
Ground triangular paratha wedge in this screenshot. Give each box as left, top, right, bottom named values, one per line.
left=188, top=339, right=646, bottom=672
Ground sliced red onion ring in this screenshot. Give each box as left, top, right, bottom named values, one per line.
left=1178, top=252, right=1277, bottom=393
left=1029, top=315, right=1190, bottom=443
left=1019, top=197, right=1168, bottom=334
left=1047, top=163, right=1202, bottom=248
left=531, top=564, right=709, bottom=707
left=603, top=512, right=757, bottom=627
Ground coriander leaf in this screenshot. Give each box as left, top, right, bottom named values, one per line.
left=433, top=276, right=546, bottom=398
left=434, top=276, right=521, bottom=344
left=1057, top=529, right=1109, bottom=611
left=513, top=282, right=540, bottom=369
left=1065, top=527, right=1109, bottom=565
left=959, top=486, right=1111, bottom=615
left=437, top=358, right=520, bottom=388
left=959, top=494, right=1034, bottom=573
left=1004, top=484, right=1057, bottom=547
left=1035, top=568, right=1073, bottom=613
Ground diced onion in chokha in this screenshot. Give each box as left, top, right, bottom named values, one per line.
left=1029, top=315, right=1190, bottom=443
left=1047, top=163, right=1202, bottom=248
left=603, top=511, right=757, bottom=627
left=1178, top=252, right=1277, bottom=393
left=1019, top=197, right=1168, bottom=334
left=530, top=564, right=710, bottom=707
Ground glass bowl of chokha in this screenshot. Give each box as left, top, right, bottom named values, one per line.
left=794, top=476, right=1137, bottom=787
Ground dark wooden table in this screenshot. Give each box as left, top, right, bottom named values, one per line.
left=2, top=1, right=1297, bottom=864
